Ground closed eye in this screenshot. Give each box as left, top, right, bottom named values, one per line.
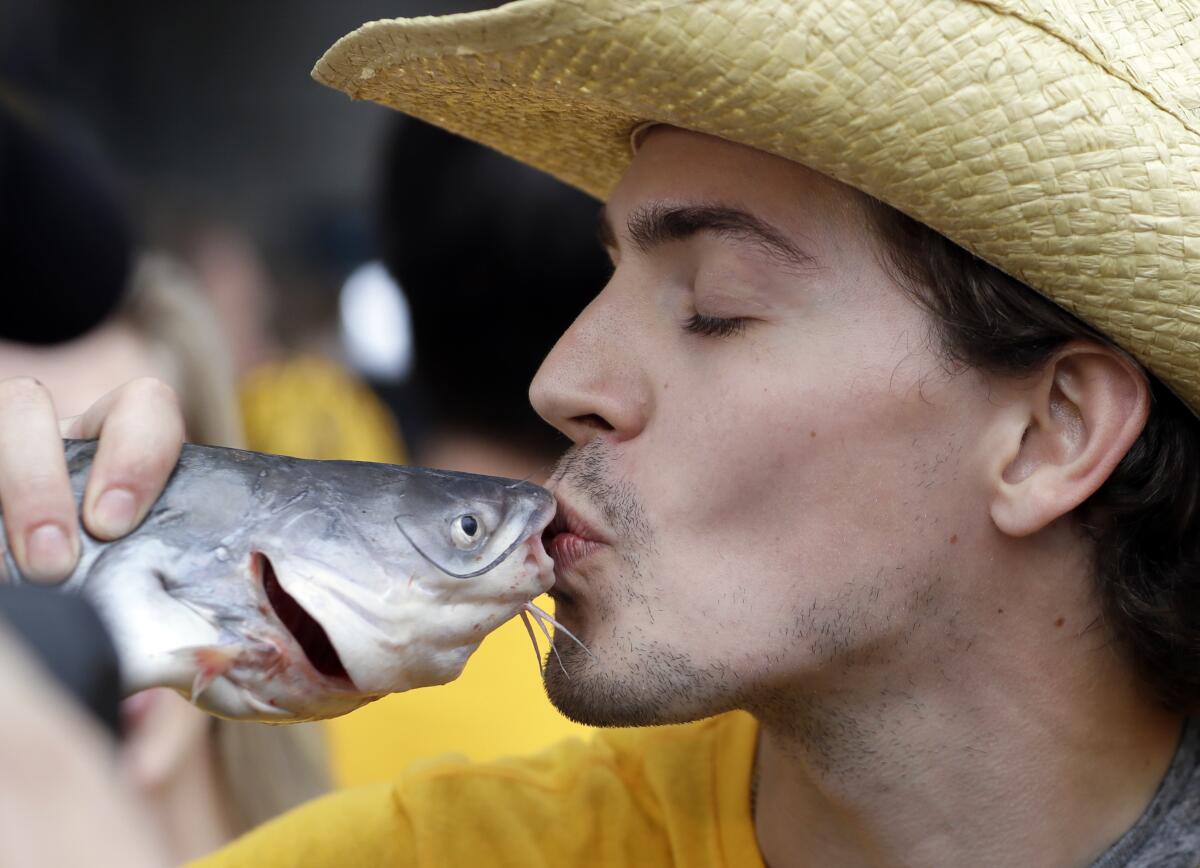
left=683, top=313, right=749, bottom=338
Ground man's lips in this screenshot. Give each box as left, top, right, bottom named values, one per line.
left=542, top=499, right=609, bottom=579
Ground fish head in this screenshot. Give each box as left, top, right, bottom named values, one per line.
left=239, top=466, right=556, bottom=710
left=390, top=469, right=556, bottom=581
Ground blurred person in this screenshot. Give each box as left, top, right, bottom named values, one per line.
left=238, top=353, right=406, bottom=465
left=0, top=88, right=132, bottom=349
left=185, top=221, right=407, bottom=465
left=126, top=257, right=335, bottom=855
left=322, top=116, right=613, bottom=785
left=0, top=99, right=331, bottom=864
left=8, top=4, right=1200, bottom=867
left=0, top=617, right=166, bottom=868
left=376, top=116, right=611, bottom=478
left=185, top=227, right=280, bottom=380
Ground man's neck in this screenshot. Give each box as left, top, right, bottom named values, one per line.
left=750, top=556, right=1185, bottom=867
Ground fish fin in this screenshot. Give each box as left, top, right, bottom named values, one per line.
left=171, top=645, right=241, bottom=704
left=191, top=669, right=218, bottom=704
left=243, top=640, right=287, bottom=678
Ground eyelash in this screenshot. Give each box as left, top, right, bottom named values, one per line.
left=682, top=313, right=749, bottom=338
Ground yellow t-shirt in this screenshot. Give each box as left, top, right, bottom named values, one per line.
left=193, top=711, right=766, bottom=867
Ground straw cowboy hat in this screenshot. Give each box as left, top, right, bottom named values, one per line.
left=314, top=0, right=1200, bottom=415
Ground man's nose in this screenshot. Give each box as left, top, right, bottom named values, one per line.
left=529, top=288, right=651, bottom=446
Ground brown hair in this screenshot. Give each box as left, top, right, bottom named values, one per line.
left=864, top=200, right=1200, bottom=715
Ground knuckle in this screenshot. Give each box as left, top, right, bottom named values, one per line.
left=3, top=490, right=74, bottom=530
left=0, top=376, right=50, bottom=405
left=105, top=467, right=157, bottom=500
left=96, top=441, right=180, bottom=499
left=11, top=469, right=66, bottom=493
left=5, top=466, right=69, bottom=497
left=124, top=376, right=180, bottom=408
left=96, top=449, right=161, bottom=492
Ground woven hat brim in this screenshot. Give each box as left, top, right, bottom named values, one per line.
left=314, top=0, right=1200, bottom=416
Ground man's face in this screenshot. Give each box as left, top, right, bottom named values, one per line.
left=531, top=128, right=998, bottom=726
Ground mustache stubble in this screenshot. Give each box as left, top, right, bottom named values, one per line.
left=549, top=438, right=655, bottom=551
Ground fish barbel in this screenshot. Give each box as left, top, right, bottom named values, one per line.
left=0, top=439, right=558, bottom=722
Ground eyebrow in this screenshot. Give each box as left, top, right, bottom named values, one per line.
left=597, top=201, right=821, bottom=273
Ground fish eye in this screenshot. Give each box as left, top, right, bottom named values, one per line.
left=450, top=513, right=484, bottom=549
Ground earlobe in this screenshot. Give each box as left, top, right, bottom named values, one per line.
left=988, top=343, right=1149, bottom=538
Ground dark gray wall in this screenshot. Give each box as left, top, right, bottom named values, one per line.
left=3, top=1, right=499, bottom=251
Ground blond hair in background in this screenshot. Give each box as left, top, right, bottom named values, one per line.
left=119, top=254, right=332, bottom=840
left=122, top=255, right=243, bottom=449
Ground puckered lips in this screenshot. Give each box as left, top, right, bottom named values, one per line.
left=542, top=498, right=609, bottom=595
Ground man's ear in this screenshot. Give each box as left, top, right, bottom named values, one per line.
left=988, top=341, right=1150, bottom=538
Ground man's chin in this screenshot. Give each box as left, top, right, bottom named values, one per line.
left=542, top=640, right=737, bottom=728
left=544, top=668, right=673, bottom=728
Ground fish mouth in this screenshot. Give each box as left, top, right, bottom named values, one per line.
left=255, top=551, right=353, bottom=685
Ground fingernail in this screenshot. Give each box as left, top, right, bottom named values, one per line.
left=25, top=523, right=75, bottom=582
left=92, top=487, right=138, bottom=538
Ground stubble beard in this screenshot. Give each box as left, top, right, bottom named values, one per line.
left=541, top=440, right=749, bottom=728
left=545, top=549, right=953, bottom=782
left=539, top=443, right=953, bottom=800
left=540, top=450, right=961, bottom=793
left=543, top=623, right=751, bottom=727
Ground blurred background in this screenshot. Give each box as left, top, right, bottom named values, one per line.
left=5, top=0, right=476, bottom=254
left=1, top=0, right=613, bottom=860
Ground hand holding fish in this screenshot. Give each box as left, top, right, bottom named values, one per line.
left=0, top=376, right=184, bottom=583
